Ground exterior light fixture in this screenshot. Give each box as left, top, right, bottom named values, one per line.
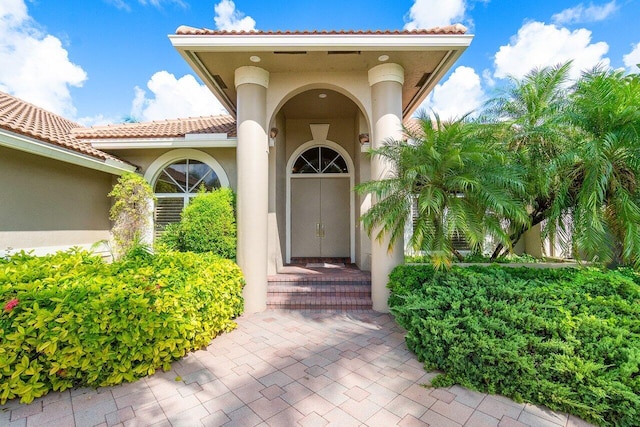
left=250, top=55, right=261, bottom=63
left=269, top=128, right=278, bottom=147
left=378, top=54, right=389, bottom=62
left=318, top=93, right=327, bottom=99
left=359, top=133, right=370, bottom=152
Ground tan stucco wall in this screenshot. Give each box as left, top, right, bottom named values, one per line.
left=284, top=118, right=356, bottom=161
left=111, top=148, right=238, bottom=191
left=267, top=72, right=371, bottom=131
left=0, top=146, right=113, bottom=251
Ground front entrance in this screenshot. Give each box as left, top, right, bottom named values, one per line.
left=287, top=143, right=354, bottom=262
left=291, top=177, right=350, bottom=257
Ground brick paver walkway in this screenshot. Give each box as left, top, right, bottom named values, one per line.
left=0, top=311, right=594, bottom=427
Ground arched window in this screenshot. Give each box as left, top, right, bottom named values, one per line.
left=291, top=146, right=348, bottom=174
left=154, top=159, right=221, bottom=233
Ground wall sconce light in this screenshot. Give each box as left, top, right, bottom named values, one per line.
left=269, top=128, right=279, bottom=147
left=358, top=133, right=369, bottom=144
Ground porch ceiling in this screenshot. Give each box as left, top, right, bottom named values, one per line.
left=169, top=28, right=473, bottom=120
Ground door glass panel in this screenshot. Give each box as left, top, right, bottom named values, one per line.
left=292, top=147, right=348, bottom=174
left=292, top=148, right=320, bottom=173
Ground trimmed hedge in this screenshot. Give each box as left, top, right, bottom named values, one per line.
left=159, top=188, right=236, bottom=258
left=388, top=265, right=640, bottom=427
left=0, top=249, right=244, bottom=404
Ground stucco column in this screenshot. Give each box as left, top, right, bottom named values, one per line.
left=235, top=66, right=269, bottom=313
left=368, top=63, right=405, bottom=312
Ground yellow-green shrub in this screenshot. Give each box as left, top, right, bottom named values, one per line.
left=0, top=249, right=244, bottom=404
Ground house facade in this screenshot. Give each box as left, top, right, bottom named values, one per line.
left=1, top=26, right=475, bottom=313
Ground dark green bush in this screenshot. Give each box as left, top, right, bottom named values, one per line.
left=159, top=188, right=236, bottom=258
left=0, top=249, right=244, bottom=404
left=388, top=265, right=640, bottom=427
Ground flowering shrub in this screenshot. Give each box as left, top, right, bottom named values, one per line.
left=0, top=249, right=244, bottom=404
left=3, top=298, right=18, bottom=312
left=388, top=265, right=640, bottom=426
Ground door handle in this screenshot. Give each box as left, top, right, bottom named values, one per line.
left=320, top=223, right=325, bottom=238
left=316, top=223, right=325, bottom=238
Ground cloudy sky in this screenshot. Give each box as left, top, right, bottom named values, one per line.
left=1, top=0, right=638, bottom=126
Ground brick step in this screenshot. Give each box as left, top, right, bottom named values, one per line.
left=267, top=282, right=372, bottom=310
left=266, top=298, right=373, bottom=310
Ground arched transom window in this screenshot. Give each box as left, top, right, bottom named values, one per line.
left=292, top=146, right=348, bottom=174
left=154, top=159, right=221, bottom=233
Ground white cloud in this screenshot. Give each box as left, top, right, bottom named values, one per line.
left=0, top=0, right=87, bottom=117
left=420, top=66, right=485, bottom=120
left=623, top=42, right=640, bottom=73
left=552, top=1, right=617, bottom=25
left=404, top=0, right=466, bottom=30
left=214, top=0, right=256, bottom=31
left=105, top=0, right=187, bottom=11
left=76, top=114, right=120, bottom=127
left=140, top=0, right=187, bottom=7
left=131, top=71, right=227, bottom=121
left=494, top=21, right=609, bottom=80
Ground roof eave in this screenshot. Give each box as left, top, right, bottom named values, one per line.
left=0, top=129, right=137, bottom=175
left=87, top=134, right=238, bottom=149
left=168, top=33, right=474, bottom=51
left=169, top=32, right=473, bottom=120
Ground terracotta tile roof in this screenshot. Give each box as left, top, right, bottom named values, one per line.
left=72, top=115, right=237, bottom=139
left=175, top=25, right=468, bottom=36
left=0, top=91, right=120, bottom=162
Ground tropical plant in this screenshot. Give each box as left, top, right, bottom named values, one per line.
left=481, top=63, right=573, bottom=259
left=548, top=67, right=640, bottom=266
left=356, top=112, right=529, bottom=269
left=108, top=173, right=156, bottom=259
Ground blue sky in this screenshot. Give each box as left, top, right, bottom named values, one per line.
left=1, top=0, right=638, bottom=126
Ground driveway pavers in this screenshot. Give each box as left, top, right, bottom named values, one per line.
left=0, top=310, right=594, bottom=427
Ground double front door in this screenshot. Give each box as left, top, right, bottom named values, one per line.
left=291, top=177, right=350, bottom=258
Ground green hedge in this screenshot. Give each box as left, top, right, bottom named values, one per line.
left=159, top=188, right=236, bottom=258
left=0, top=249, right=244, bottom=404
left=388, top=265, right=640, bottom=427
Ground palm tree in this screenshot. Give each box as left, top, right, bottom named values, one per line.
left=481, top=63, right=573, bottom=259
left=356, top=112, right=529, bottom=269
left=548, top=67, right=640, bottom=266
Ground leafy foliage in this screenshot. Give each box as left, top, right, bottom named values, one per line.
left=405, top=252, right=542, bottom=264
left=481, top=63, right=573, bottom=258
left=0, top=249, right=244, bottom=404
left=548, top=68, right=640, bottom=267
left=356, top=112, right=528, bottom=268
left=158, top=188, right=236, bottom=259
left=108, top=173, right=156, bottom=259
left=388, top=264, right=640, bottom=426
